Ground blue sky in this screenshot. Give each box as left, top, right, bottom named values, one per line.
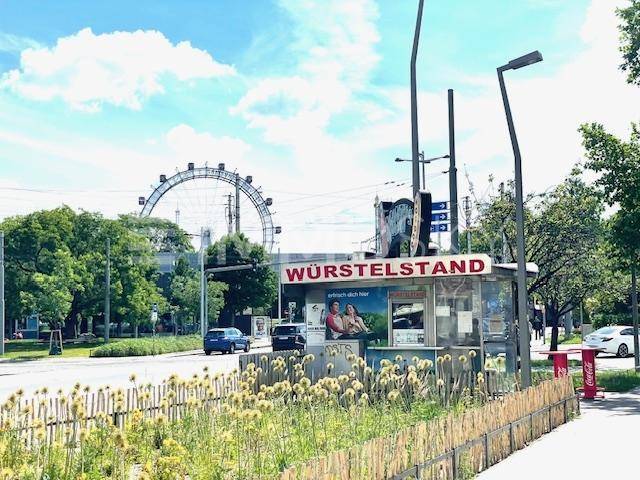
left=0, top=0, right=636, bottom=252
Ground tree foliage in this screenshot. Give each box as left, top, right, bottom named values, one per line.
left=470, top=170, right=605, bottom=350
left=1, top=207, right=167, bottom=337
left=618, top=0, right=640, bottom=85
left=118, top=215, right=193, bottom=253
left=206, top=234, right=277, bottom=326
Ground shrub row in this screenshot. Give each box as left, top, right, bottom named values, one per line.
left=89, top=335, right=201, bottom=357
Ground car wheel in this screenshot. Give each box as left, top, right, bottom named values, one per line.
left=244, top=342, right=250, bottom=352
left=617, top=343, right=629, bottom=358
left=204, top=350, right=212, bottom=356
left=229, top=343, right=235, bottom=354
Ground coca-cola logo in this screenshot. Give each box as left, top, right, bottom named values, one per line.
left=584, top=361, right=595, bottom=387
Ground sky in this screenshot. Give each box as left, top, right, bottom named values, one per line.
left=0, top=0, right=638, bottom=254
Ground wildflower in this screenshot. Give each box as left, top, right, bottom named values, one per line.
left=437, top=379, right=445, bottom=387
left=458, top=355, right=467, bottom=363
left=444, top=354, right=452, bottom=362
left=338, top=374, right=349, bottom=384
left=344, top=388, right=356, bottom=399
left=497, top=356, right=506, bottom=365
left=412, top=355, right=419, bottom=364
left=469, top=350, right=477, bottom=358
left=436, top=356, right=444, bottom=364
left=113, top=430, right=127, bottom=449
left=387, top=390, right=400, bottom=402
left=358, top=393, right=369, bottom=405
left=394, top=354, right=403, bottom=363
left=477, top=376, right=485, bottom=384
left=346, top=353, right=356, bottom=362
left=326, top=362, right=334, bottom=371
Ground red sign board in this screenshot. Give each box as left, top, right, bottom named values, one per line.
left=280, top=254, right=492, bottom=285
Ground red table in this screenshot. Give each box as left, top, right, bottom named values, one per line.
left=536, top=347, right=604, bottom=399
left=543, top=349, right=581, bottom=378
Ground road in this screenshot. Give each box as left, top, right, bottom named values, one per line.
left=0, top=346, right=271, bottom=400
left=530, top=336, right=636, bottom=370
left=477, top=388, right=640, bottom=479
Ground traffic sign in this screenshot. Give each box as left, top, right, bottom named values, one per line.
left=430, top=223, right=449, bottom=232
left=431, top=212, right=448, bottom=222
left=431, top=201, right=448, bottom=211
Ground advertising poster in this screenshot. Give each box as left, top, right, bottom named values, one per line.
left=325, top=287, right=388, bottom=343
left=306, top=303, right=326, bottom=346
left=252, top=316, right=269, bottom=339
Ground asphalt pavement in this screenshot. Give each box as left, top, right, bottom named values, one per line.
left=0, top=345, right=271, bottom=400
left=477, top=388, right=640, bottom=479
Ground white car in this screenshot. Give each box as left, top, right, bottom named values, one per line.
left=583, top=326, right=636, bottom=357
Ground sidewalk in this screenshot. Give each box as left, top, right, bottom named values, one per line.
left=477, top=388, right=640, bottom=479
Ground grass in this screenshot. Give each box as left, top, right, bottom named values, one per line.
left=1, top=339, right=112, bottom=361
left=531, top=359, right=582, bottom=368
left=89, top=335, right=201, bottom=357
left=533, top=368, right=640, bottom=393
left=558, top=335, right=583, bottom=345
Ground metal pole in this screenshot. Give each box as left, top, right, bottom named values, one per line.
left=498, top=67, right=531, bottom=388
left=421, top=160, right=426, bottom=190
left=464, top=196, right=472, bottom=254
left=0, top=232, right=4, bottom=355
left=277, top=247, right=282, bottom=320
left=410, top=0, right=425, bottom=198
left=227, top=194, right=233, bottom=235
left=448, top=89, right=459, bottom=254
left=632, top=262, right=639, bottom=371
left=104, top=238, right=110, bottom=343
left=200, top=227, right=206, bottom=338
left=235, top=173, right=240, bottom=233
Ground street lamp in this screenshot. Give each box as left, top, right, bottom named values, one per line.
left=395, top=153, right=449, bottom=190
left=497, top=50, right=543, bottom=389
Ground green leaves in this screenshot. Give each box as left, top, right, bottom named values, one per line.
left=618, top=0, right=640, bottom=85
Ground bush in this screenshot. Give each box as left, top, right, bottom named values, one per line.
left=592, top=313, right=632, bottom=330
left=89, top=335, right=201, bottom=357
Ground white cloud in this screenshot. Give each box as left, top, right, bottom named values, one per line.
left=0, top=28, right=235, bottom=111
left=0, top=32, right=41, bottom=53
left=166, top=124, right=252, bottom=165
left=232, top=0, right=379, bottom=146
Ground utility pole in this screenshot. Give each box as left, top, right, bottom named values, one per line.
left=448, top=89, right=460, bottom=254
left=235, top=173, right=240, bottom=233
left=277, top=247, right=282, bottom=319
left=463, top=196, right=472, bottom=253
left=499, top=182, right=509, bottom=262
left=104, top=238, right=110, bottom=343
left=632, top=262, right=639, bottom=371
left=227, top=194, right=233, bottom=235
left=200, top=227, right=206, bottom=338
left=410, top=0, right=425, bottom=198
left=0, top=232, right=4, bottom=355
left=175, top=205, right=180, bottom=226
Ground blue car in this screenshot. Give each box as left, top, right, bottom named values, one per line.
left=204, top=328, right=250, bottom=355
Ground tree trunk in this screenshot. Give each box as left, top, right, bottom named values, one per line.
left=134, top=323, right=139, bottom=338
left=219, top=305, right=234, bottom=327
left=548, top=311, right=560, bottom=355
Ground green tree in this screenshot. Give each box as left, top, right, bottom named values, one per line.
left=1, top=207, right=167, bottom=339
left=206, top=234, right=276, bottom=327
left=618, top=0, right=640, bottom=85
left=469, top=171, right=605, bottom=351
left=170, top=270, right=227, bottom=331
left=118, top=215, right=193, bottom=252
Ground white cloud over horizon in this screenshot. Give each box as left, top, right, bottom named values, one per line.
left=0, top=28, right=236, bottom=111
left=0, top=0, right=639, bottom=254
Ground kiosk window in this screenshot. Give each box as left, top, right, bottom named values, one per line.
left=391, top=301, right=424, bottom=345
left=435, top=278, right=480, bottom=347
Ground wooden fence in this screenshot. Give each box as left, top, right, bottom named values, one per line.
left=278, top=377, right=577, bottom=480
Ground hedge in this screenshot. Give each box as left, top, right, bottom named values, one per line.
left=89, top=335, right=202, bottom=357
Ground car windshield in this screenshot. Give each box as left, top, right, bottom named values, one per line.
left=206, top=330, right=226, bottom=338
left=593, top=327, right=616, bottom=335
left=274, top=326, right=297, bottom=335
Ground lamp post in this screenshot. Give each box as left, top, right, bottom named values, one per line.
left=410, top=0, right=425, bottom=198
left=497, top=50, right=543, bottom=389
left=395, top=154, right=449, bottom=190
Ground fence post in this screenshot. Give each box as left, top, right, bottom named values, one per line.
left=563, top=398, right=568, bottom=424
left=548, top=404, right=552, bottom=432
left=509, top=422, right=515, bottom=454
left=529, top=413, right=533, bottom=443
left=452, top=447, right=458, bottom=480
left=483, top=433, right=490, bottom=470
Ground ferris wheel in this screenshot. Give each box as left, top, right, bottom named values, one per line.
left=138, top=162, right=281, bottom=252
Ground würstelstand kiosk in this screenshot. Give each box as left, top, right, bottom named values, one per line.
left=280, top=254, right=538, bottom=377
